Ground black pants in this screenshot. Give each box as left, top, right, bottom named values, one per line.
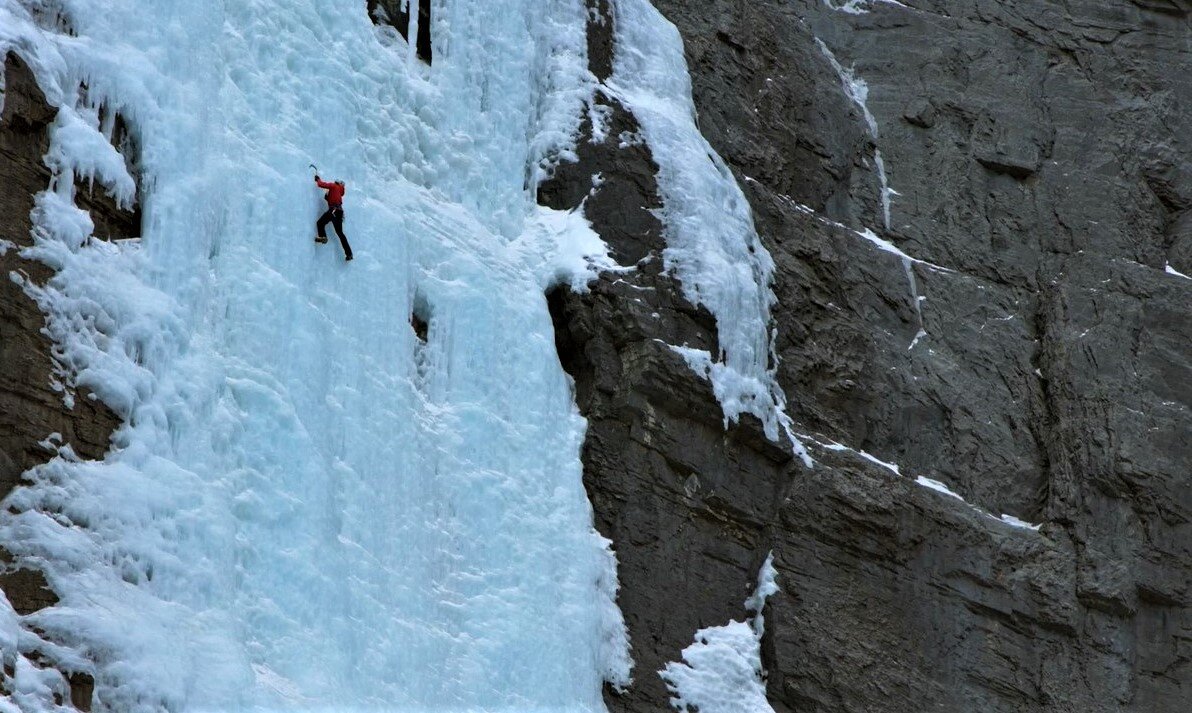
left=317, top=207, right=353, bottom=259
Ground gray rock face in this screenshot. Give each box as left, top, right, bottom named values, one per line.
left=546, top=0, right=1191, bottom=711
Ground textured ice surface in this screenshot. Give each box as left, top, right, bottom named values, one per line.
left=0, top=0, right=631, bottom=710
left=660, top=553, right=778, bottom=713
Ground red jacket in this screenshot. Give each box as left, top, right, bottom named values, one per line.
left=316, top=178, right=345, bottom=207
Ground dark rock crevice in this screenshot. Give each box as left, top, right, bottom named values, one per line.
left=410, top=290, right=431, bottom=343
left=410, top=313, right=428, bottom=342
left=367, top=0, right=433, bottom=64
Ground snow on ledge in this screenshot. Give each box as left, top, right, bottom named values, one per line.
left=797, top=431, right=903, bottom=477
left=532, top=204, right=622, bottom=292
left=997, top=513, right=1043, bottom=532
left=741, top=180, right=953, bottom=275
left=915, top=475, right=963, bottom=500
left=800, top=434, right=1043, bottom=533
left=670, top=345, right=814, bottom=468
left=823, top=0, right=910, bottom=13
left=914, top=476, right=1043, bottom=531
left=1165, top=263, right=1190, bottom=280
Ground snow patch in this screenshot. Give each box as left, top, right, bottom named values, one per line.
left=596, top=533, right=634, bottom=691
left=531, top=204, right=621, bottom=292
left=999, top=514, right=1043, bottom=531
left=824, top=443, right=902, bottom=475
left=823, top=0, right=910, bottom=14
left=661, top=553, right=779, bottom=713
left=671, top=346, right=813, bottom=468
left=1165, top=262, right=1190, bottom=280
left=800, top=437, right=1042, bottom=533
left=915, top=475, right=965, bottom=501
left=744, top=553, right=779, bottom=630
left=916, top=477, right=1043, bottom=531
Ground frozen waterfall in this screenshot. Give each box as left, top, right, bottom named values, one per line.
left=0, top=0, right=785, bottom=710
left=1, top=0, right=626, bottom=709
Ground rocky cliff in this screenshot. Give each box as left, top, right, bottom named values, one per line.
left=546, top=0, right=1191, bottom=711
left=0, top=50, right=135, bottom=709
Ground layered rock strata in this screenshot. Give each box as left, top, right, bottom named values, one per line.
left=544, top=1, right=1191, bottom=711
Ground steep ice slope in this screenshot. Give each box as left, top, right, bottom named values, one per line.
left=0, top=0, right=632, bottom=710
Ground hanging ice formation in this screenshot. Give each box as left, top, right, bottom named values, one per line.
left=660, top=554, right=780, bottom=713
left=815, top=36, right=927, bottom=349
left=0, top=0, right=789, bottom=710
left=610, top=0, right=812, bottom=466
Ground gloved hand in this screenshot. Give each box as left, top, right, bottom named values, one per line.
left=314, top=174, right=321, bottom=181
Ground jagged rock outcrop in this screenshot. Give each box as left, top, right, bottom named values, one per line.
left=547, top=1, right=1190, bottom=711
left=0, top=50, right=137, bottom=711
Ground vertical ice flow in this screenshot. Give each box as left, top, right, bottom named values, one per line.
left=815, top=38, right=926, bottom=348
left=813, top=38, right=893, bottom=230
left=608, top=0, right=811, bottom=466
left=0, top=0, right=630, bottom=710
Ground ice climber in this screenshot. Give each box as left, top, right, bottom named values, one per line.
left=314, top=175, right=354, bottom=261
